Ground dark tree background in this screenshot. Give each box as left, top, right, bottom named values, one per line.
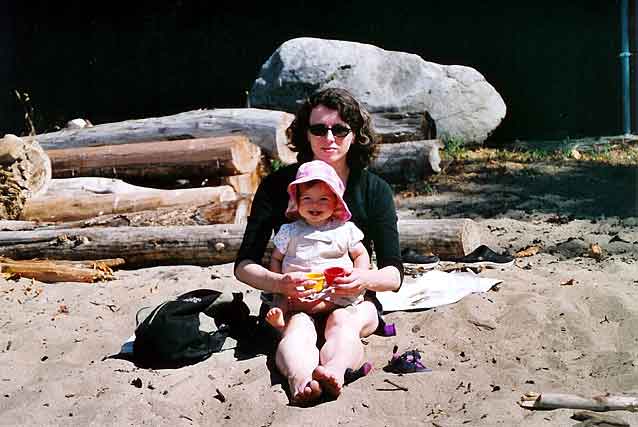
left=2, top=1, right=621, bottom=142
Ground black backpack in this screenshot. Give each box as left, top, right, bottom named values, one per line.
left=132, top=289, right=250, bottom=368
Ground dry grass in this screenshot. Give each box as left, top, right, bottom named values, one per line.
left=443, top=137, right=638, bottom=166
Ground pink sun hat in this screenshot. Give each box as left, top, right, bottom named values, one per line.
left=285, top=160, right=352, bottom=222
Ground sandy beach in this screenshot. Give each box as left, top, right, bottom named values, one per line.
left=1, top=153, right=637, bottom=426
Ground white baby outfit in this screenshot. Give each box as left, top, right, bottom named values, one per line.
left=273, top=219, right=365, bottom=307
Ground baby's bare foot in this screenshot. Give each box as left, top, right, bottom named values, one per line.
left=312, top=365, right=343, bottom=398
left=289, top=377, right=322, bottom=406
left=265, top=307, right=285, bottom=330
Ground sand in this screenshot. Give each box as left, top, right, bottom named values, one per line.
left=1, top=156, right=637, bottom=426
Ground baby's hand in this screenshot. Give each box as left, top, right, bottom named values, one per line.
left=278, top=272, right=317, bottom=299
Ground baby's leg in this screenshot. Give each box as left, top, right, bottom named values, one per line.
left=265, top=295, right=287, bottom=330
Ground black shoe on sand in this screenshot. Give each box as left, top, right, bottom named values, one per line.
left=441, top=245, right=514, bottom=268
left=401, top=249, right=440, bottom=268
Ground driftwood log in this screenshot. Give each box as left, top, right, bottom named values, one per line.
left=0, top=220, right=41, bottom=231
left=223, top=171, right=261, bottom=197
left=46, top=135, right=261, bottom=181
left=519, top=392, right=638, bottom=412
left=2, top=199, right=239, bottom=230
left=222, top=171, right=261, bottom=225
left=0, top=225, right=245, bottom=267
left=43, top=176, right=157, bottom=194
left=0, top=257, right=123, bottom=283
left=58, top=201, right=239, bottom=228
left=371, top=140, right=443, bottom=183
left=371, top=111, right=437, bottom=144
left=398, top=219, right=482, bottom=258
left=0, top=134, right=52, bottom=220
left=21, top=177, right=237, bottom=222
left=30, top=108, right=296, bottom=163
left=0, top=219, right=482, bottom=267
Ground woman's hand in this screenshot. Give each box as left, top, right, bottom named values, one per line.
left=276, top=271, right=318, bottom=299
left=330, top=268, right=372, bottom=296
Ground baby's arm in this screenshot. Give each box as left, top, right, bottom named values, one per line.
left=350, top=242, right=370, bottom=270
left=270, top=248, right=285, bottom=274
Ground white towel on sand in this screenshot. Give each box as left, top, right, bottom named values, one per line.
left=377, top=270, right=502, bottom=312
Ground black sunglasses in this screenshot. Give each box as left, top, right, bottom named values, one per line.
left=308, top=123, right=352, bottom=138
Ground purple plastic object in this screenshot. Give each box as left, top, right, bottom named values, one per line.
left=360, top=361, right=373, bottom=375
left=383, top=323, right=397, bottom=337
left=344, top=361, right=373, bottom=385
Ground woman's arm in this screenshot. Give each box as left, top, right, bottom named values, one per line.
left=334, top=264, right=401, bottom=295
left=355, top=265, right=401, bottom=292
left=235, top=259, right=283, bottom=293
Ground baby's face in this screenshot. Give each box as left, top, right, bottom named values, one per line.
left=297, top=182, right=337, bottom=226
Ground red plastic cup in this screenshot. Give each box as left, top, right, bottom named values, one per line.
left=323, top=267, right=347, bottom=285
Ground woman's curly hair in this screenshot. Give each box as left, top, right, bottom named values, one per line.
left=286, top=88, right=378, bottom=169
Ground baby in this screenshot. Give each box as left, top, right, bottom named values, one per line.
left=265, top=160, right=370, bottom=330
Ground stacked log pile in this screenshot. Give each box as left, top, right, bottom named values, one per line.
left=0, top=108, right=481, bottom=280
left=370, top=111, right=442, bottom=182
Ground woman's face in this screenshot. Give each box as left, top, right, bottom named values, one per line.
left=307, top=104, right=353, bottom=167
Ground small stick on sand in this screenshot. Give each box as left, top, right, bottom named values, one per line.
left=383, top=379, right=408, bottom=391
left=468, top=319, right=496, bottom=330
left=572, top=411, right=629, bottom=426
left=519, top=392, right=638, bottom=412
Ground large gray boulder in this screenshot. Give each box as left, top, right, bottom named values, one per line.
left=250, top=37, right=506, bottom=143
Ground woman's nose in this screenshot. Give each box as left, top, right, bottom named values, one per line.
left=325, top=129, right=336, bottom=141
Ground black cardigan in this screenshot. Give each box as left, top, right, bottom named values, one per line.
left=234, top=163, right=404, bottom=284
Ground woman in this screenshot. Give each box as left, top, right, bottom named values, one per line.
left=234, top=88, right=403, bottom=405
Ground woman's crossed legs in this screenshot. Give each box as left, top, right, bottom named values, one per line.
left=275, top=300, right=379, bottom=404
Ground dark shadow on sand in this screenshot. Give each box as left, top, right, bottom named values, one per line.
left=406, top=161, right=638, bottom=220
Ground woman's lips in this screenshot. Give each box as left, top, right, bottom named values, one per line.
left=322, top=146, right=338, bottom=152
